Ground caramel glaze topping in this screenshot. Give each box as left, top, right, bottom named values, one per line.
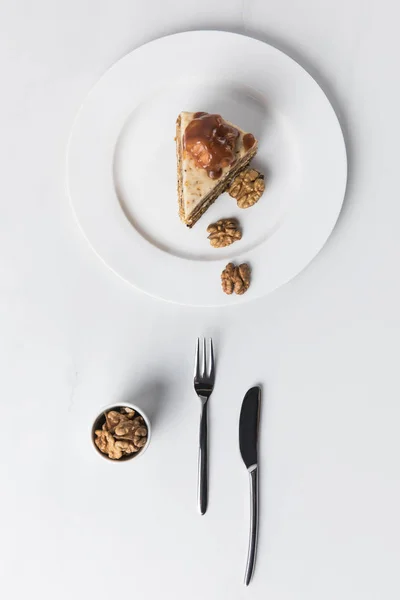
left=184, top=113, right=241, bottom=180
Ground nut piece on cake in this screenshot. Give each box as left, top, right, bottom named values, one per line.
left=207, top=218, right=242, bottom=248
left=228, top=168, right=265, bottom=208
left=221, top=262, right=251, bottom=295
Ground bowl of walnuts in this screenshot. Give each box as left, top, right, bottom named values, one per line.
left=91, top=403, right=151, bottom=461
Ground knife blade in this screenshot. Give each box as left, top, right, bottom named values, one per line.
left=239, top=386, right=261, bottom=585
left=239, top=386, right=261, bottom=469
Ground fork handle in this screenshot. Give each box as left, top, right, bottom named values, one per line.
left=197, top=400, right=208, bottom=515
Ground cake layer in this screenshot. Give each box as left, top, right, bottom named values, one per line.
left=176, top=112, right=258, bottom=227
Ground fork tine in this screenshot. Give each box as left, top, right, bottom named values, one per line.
left=208, top=338, right=215, bottom=380
left=202, top=337, right=206, bottom=378
left=194, top=338, right=200, bottom=380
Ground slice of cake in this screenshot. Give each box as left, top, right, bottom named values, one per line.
left=176, top=112, right=258, bottom=227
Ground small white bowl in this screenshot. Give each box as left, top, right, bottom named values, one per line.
left=91, top=402, right=151, bottom=462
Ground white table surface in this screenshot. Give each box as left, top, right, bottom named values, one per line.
left=1, top=1, right=399, bottom=599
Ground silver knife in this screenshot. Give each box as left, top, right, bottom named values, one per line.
left=239, top=386, right=261, bottom=586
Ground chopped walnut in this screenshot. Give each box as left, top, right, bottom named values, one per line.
left=134, top=426, right=148, bottom=437
left=134, top=437, right=147, bottom=448
left=95, top=430, right=124, bottom=460
left=114, top=421, right=137, bottom=439
left=94, top=407, right=148, bottom=460
left=94, top=429, right=113, bottom=454
left=105, top=410, right=125, bottom=432
left=115, top=440, right=138, bottom=455
left=121, top=407, right=136, bottom=417
left=228, top=168, right=265, bottom=208
left=221, top=262, right=251, bottom=295
left=207, top=218, right=242, bottom=248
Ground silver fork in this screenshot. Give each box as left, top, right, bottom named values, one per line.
left=194, top=338, right=215, bottom=515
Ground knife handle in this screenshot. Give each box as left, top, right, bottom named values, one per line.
left=245, top=465, right=259, bottom=585
left=197, top=400, right=208, bottom=515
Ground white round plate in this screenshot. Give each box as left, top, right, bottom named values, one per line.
left=67, top=31, right=347, bottom=306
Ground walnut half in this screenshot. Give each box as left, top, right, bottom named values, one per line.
left=228, top=168, right=265, bottom=208
left=207, top=218, right=242, bottom=248
left=221, top=262, right=251, bottom=295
